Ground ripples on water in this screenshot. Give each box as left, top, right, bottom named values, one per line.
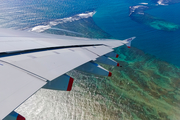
left=1, top=0, right=180, bottom=120
left=16, top=45, right=180, bottom=120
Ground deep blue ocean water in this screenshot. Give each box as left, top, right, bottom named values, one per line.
left=93, top=0, right=180, bottom=66
left=1, top=0, right=180, bottom=119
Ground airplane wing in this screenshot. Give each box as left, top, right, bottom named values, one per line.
left=0, top=28, right=135, bottom=120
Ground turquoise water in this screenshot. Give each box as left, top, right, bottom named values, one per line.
left=1, top=0, right=180, bottom=66
left=92, top=0, right=180, bottom=66
left=1, top=0, right=180, bottom=120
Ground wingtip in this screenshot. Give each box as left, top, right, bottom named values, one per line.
left=127, top=46, right=131, bottom=48
left=116, top=54, right=119, bottom=58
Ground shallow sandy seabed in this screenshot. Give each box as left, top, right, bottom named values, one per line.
left=16, top=18, right=180, bottom=120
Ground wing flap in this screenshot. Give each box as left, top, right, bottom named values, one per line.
left=1, top=48, right=99, bottom=81
left=0, top=61, right=46, bottom=119
left=102, top=40, right=124, bottom=48
left=84, top=46, right=113, bottom=56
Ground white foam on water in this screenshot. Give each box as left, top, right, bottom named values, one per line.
left=140, top=3, right=148, bottom=5
left=157, top=0, right=168, bottom=5
left=31, top=11, right=96, bottom=33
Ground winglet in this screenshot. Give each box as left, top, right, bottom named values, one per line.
left=123, top=37, right=136, bottom=48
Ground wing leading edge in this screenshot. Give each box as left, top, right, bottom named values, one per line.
left=0, top=28, right=135, bottom=120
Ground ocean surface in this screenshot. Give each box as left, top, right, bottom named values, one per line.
left=1, top=0, right=180, bottom=120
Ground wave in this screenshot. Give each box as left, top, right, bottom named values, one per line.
left=129, top=1, right=180, bottom=31
left=130, top=0, right=180, bottom=16
left=31, top=11, right=96, bottom=33
left=156, top=0, right=180, bottom=5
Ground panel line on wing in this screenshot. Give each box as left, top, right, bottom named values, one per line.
left=0, top=44, right=103, bottom=58
left=0, top=47, right=100, bottom=81
left=0, top=60, right=48, bottom=82
left=82, top=47, right=100, bottom=56
left=0, top=61, right=47, bottom=119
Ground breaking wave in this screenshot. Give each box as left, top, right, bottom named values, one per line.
left=31, top=11, right=96, bottom=33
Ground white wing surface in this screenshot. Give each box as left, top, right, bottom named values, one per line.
left=0, top=61, right=46, bottom=119
left=0, top=28, right=135, bottom=120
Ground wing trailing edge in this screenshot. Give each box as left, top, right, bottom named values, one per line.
left=0, top=28, right=136, bottom=119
